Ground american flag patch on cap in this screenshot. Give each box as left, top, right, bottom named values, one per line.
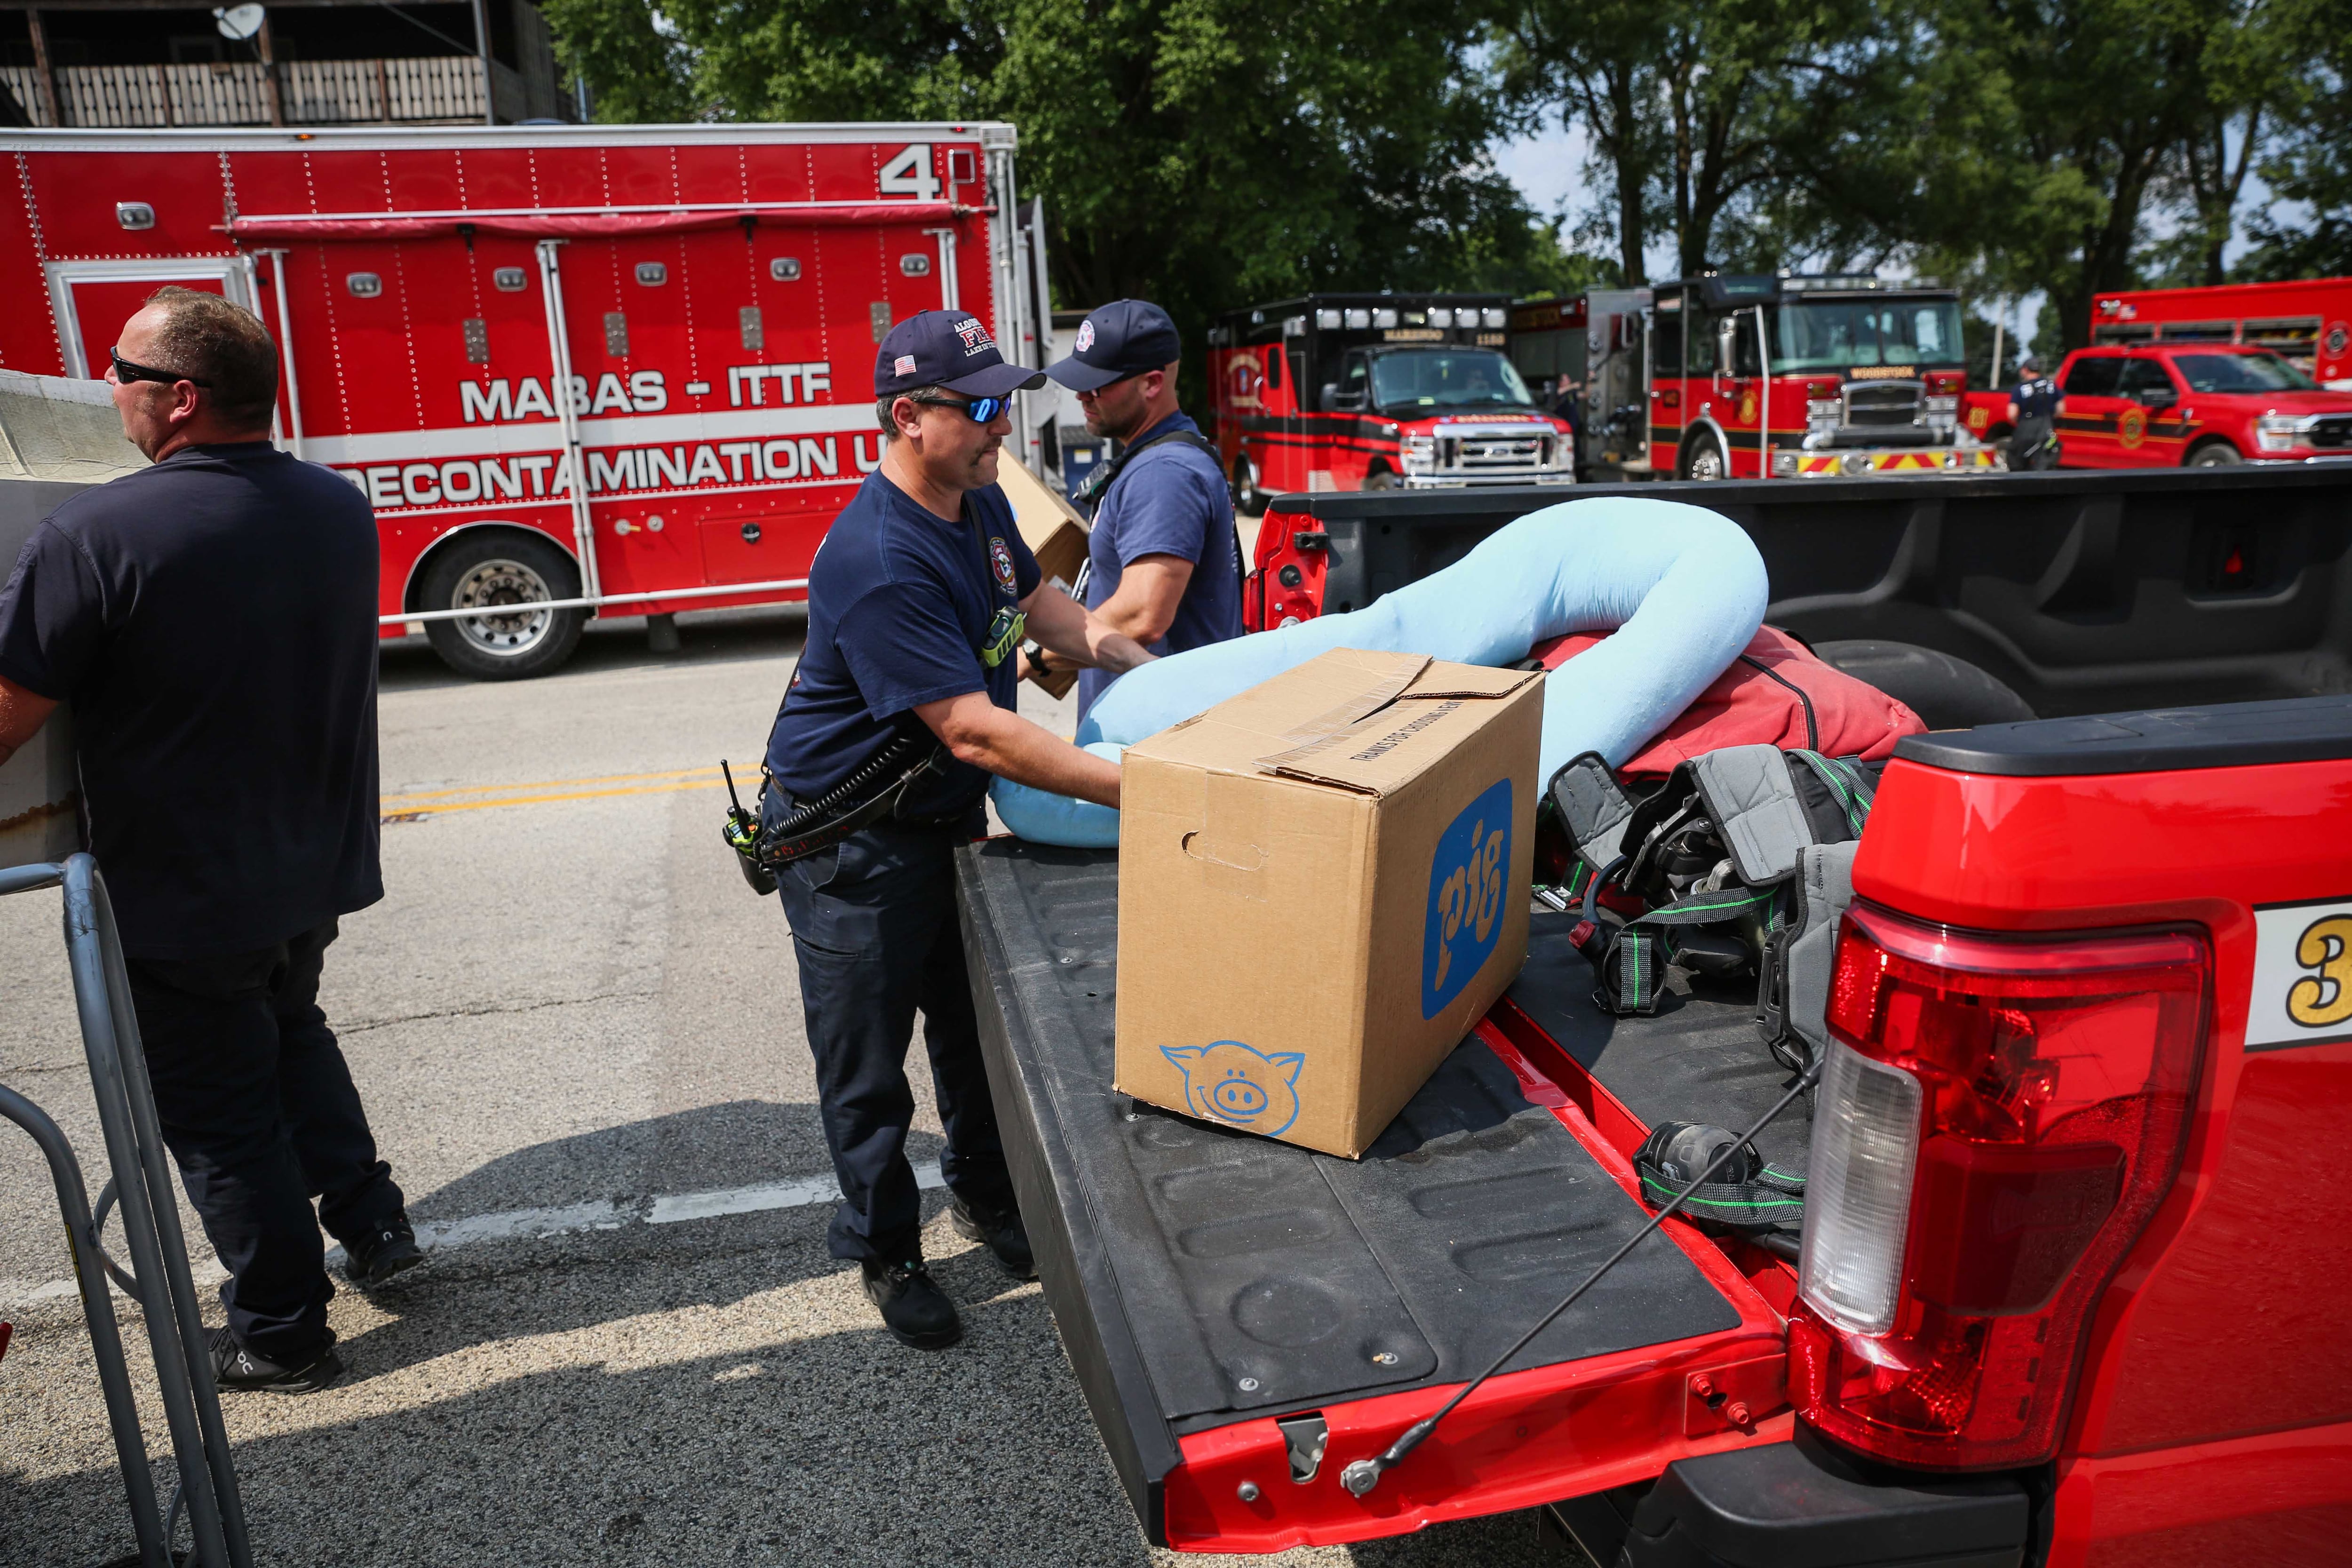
left=893, top=354, right=917, bottom=376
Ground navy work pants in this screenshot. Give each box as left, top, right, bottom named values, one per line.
left=771, top=809, right=1014, bottom=1264
left=127, top=919, right=404, bottom=1361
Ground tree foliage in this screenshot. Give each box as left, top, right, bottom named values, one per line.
left=545, top=0, right=2352, bottom=360
left=546, top=0, right=1595, bottom=393
left=1498, top=0, right=2346, bottom=348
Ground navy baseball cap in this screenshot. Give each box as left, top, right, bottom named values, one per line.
left=873, top=310, right=1047, bottom=399
left=1046, top=299, right=1182, bottom=391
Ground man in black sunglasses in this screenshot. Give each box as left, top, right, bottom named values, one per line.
left=762, top=310, right=1155, bottom=1349
left=0, top=286, right=413, bottom=1394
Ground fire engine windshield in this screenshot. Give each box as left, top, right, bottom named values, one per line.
left=1365, top=349, right=1537, bottom=411
left=1773, top=298, right=1965, bottom=371
left=2172, top=351, right=2320, bottom=392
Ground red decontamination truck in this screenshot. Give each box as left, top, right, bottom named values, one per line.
left=0, top=122, right=1052, bottom=677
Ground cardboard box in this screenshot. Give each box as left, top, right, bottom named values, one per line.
left=1115, top=648, right=1542, bottom=1157
left=996, top=456, right=1090, bottom=700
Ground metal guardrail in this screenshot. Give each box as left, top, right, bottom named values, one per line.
left=0, top=854, right=254, bottom=1568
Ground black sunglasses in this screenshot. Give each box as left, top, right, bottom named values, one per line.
left=110, top=347, right=210, bottom=388
left=906, top=393, right=1008, bottom=424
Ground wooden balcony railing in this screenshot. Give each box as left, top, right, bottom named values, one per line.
left=1, top=56, right=533, bottom=128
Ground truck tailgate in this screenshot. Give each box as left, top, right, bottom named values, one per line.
left=957, top=840, right=1798, bottom=1552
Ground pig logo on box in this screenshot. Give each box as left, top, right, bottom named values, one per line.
left=1423, top=779, right=1512, bottom=1017
left=1160, top=1041, right=1306, bottom=1136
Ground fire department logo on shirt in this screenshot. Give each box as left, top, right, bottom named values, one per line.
left=2118, top=406, right=2147, bottom=449
left=1075, top=319, right=1097, bottom=353
left=955, top=317, right=992, bottom=355
left=989, top=536, right=1017, bottom=594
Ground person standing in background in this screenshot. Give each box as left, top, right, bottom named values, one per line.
left=1034, top=300, right=1243, bottom=720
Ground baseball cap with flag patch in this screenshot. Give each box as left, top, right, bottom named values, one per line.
left=873, top=310, right=1048, bottom=398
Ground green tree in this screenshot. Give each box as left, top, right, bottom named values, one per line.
left=2235, top=0, right=2352, bottom=279
left=546, top=0, right=1573, bottom=391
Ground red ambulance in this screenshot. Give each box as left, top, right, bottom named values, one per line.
left=0, top=123, right=1050, bottom=677
left=1206, top=293, right=1578, bottom=511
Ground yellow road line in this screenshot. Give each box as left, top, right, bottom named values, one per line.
left=381, top=762, right=752, bottom=806
left=383, top=777, right=735, bottom=819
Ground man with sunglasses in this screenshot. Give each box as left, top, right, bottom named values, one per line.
left=761, top=310, right=1154, bottom=1350
left=0, top=287, right=411, bottom=1395
left=1038, top=299, right=1243, bottom=720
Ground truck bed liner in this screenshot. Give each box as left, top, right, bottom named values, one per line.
left=1506, top=911, right=1811, bottom=1175
left=957, top=841, right=1749, bottom=1537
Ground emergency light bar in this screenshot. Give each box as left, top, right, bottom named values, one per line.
left=1780, top=275, right=1951, bottom=293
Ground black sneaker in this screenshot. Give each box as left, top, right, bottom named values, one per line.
left=345, top=1213, right=424, bottom=1288
left=210, top=1326, right=343, bottom=1394
left=950, top=1197, right=1036, bottom=1280
left=859, top=1258, right=962, bottom=1350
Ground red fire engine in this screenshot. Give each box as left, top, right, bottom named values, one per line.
left=0, top=123, right=1050, bottom=678
left=1509, top=274, right=2002, bottom=480
left=1206, top=293, right=1576, bottom=512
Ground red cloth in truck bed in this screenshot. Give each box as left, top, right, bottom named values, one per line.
left=1532, top=626, right=1924, bottom=774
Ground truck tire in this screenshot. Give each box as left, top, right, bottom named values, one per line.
left=1811, top=640, right=2036, bottom=729
left=1231, top=457, right=1267, bottom=517
left=2186, top=439, right=2243, bottom=466
left=1679, top=433, right=1727, bottom=481
left=1362, top=467, right=1398, bottom=491
left=417, top=531, right=588, bottom=681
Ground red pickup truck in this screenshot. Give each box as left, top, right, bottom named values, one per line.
left=2048, top=343, right=2352, bottom=468
left=961, top=467, right=2352, bottom=1564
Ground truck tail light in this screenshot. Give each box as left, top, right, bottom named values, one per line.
left=1790, top=902, right=2208, bottom=1471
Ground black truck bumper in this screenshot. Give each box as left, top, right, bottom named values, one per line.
left=1546, top=1426, right=2032, bottom=1568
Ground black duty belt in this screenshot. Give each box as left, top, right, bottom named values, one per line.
left=721, top=736, right=954, bottom=893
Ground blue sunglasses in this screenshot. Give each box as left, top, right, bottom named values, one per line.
left=909, top=393, right=1009, bottom=423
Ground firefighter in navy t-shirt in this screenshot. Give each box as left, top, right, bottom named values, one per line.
left=762, top=310, right=1155, bottom=1349
left=1034, top=299, right=1244, bottom=721
left=2006, top=355, right=2065, bottom=470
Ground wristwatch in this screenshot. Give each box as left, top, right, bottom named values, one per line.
left=1025, top=645, right=1051, bottom=679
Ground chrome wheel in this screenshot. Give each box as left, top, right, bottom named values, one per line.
left=448, top=557, right=557, bottom=657
left=1683, top=438, right=1727, bottom=481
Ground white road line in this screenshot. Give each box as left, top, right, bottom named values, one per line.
left=3, top=1167, right=951, bottom=1311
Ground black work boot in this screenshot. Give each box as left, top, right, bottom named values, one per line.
left=345, top=1212, right=424, bottom=1288
left=859, top=1258, right=961, bottom=1350
left=210, top=1326, right=343, bottom=1394
left=950, top=1197, right=1036, bottom=1281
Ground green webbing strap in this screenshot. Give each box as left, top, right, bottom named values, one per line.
left=1790, top=749, right=1875, bottom=837
left=1634, top=1165, right=1807, bottom=1223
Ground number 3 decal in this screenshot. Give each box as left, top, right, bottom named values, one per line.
left=2288, top=914, right=2352, bottom=1028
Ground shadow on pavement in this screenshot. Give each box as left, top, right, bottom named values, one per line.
left=401, top=1099, right=873, bottom=1223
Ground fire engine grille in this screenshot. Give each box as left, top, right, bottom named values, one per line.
left=2308, top=416, right=2352, bottom=450
left=1439, top=433, right=1551, bottom=472
left=1843, top=381, right=1923, bottom=428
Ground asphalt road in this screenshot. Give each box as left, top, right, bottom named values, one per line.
left=0, top=608, right=1583, bottom=1568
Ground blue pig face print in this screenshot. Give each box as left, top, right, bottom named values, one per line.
left=1422, top=778, right=1512, bottom=1018
left=1160, top=1041, right=1306, bottom=1136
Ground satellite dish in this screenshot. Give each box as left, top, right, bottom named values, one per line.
left=213, top=4, right=265, bottom=40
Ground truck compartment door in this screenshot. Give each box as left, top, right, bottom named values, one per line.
left=49, top=263, right=246, bottom=381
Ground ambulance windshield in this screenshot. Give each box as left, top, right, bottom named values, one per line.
left=1774, top=297, right=1965, bottom=371
left=1367, top=349, right=1537, bottom=411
